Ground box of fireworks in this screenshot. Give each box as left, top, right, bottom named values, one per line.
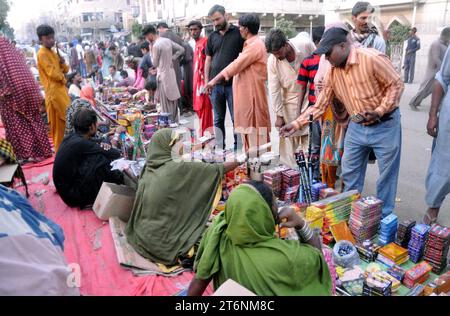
left=93, top=182, right=136, bottom=222
left=330, top=221, right=357, bottom=245
left=311, top=182, right=327, bottom=202
left=406, top=284, right=425, bottom=296
left=376, top=254, right=396, bottom=268
left=378, top=243, right=409, bottom=265
left=158, top=113, right=171, bottom=127
left=396, top=219, right=416, bottom=248
left=0, top=164, right=19, bottom=183
left=432, top=271, right=450, bottom=295
left=305, top=206, right=324, bottom=229
left=340, top=277, right=365, bottom=296
left=212, top=279, right=257, bottom=296
left=363, top=274, right=392, bottom=296
left=146, top=113, right=160, bottom=125
left=387, top=265, right=407, bottom=282
left=356, top=240, right=381, bottom=262
left=403, top=262, right=432, bottom=289
left=322, top=233, right=334, bottom=245
left=320, top=188, right=339, bottom=199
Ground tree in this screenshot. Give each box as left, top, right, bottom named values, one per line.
left=132, top=21, right=143, bottom=39
left=0, top=0, right=10, bottom=29
left=0, top=0, right=14, bottom=40
left=276, top=18, right=296, bottom=39
left=388, top=22, right=410, bottom=44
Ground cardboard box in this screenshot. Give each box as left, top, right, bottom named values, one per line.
left=0, top=164, right=18, bottom=183
left=212, top=279, right=257, bottom=296
left=93, top=182, right=136, bottom=222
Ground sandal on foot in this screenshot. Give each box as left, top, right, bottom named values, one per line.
left=422, top=212, right=438, bottom=225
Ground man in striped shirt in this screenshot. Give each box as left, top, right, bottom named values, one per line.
left=281, top=27, right=404, bottom=217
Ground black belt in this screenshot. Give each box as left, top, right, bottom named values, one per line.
left=364, top=108, right=398, bottom=126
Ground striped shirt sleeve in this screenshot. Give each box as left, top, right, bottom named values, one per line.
left=372, top=54, right=404, bottom=117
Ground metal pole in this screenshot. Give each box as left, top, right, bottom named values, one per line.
left=412, top=0, right=418, bottom=27
left=444, top=0, right=449, bottom=26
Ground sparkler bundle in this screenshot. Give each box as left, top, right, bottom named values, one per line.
left=295, top=151, right=312, bottom=205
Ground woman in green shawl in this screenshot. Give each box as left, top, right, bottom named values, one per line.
left=188, top=181, right=332, bottom=296
left=125, top=129, right=242, bottom=267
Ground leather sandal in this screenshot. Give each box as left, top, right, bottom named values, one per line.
left=422, top=212, right=438, bottom=226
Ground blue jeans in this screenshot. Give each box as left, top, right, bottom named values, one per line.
left=342, top=109, right=402, bottom=217
left=210, top=85, right=238, bottom=150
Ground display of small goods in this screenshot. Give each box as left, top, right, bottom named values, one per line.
left=377, top=243, right=409, bottom=266
left=100, top=85, right=450, bottom=297
left=378, top=214, right=398, bottom=246
left=403, top=261, right=433, bottom=289
left=423, top=224, right=450, bottom=274
left=355, top=240, right=381, bottom=262
left=408, top=224, right=431, bottom=263
left=396, top=219, right=416, bottom=248
left=349, top=196, right=383, bottom=244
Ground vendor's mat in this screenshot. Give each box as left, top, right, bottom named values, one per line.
left=109, top=217, right=190, bottom=276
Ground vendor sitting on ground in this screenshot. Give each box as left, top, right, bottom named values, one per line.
left=108, top=65, right=122, bottom=84
left=188, top=181, right=332, bottom=296
left=54, top=108, right=124, bottom=209
left=133, top=79, right=158, bottom=106
left=125, top=129, right=244, bottom=267
left=116, top=70, right=135, bottom=88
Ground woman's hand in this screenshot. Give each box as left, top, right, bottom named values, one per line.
left=278, top=207, right=306, bottom=230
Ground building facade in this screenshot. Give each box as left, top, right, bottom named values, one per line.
left=136, top=0, right=326, bottom=36
left=57, top=0, right=136, bottom=41
left=325, top=0, right=450, bottom=82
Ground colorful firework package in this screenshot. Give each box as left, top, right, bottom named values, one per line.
left=423, top=224, right=450, bottom=274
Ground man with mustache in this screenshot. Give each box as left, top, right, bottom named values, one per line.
left=204, top=4, right=245, bottom=151
left=350, top=2, right=386, bottom=53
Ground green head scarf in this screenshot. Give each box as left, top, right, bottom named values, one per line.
left=194, top=184, right=332, bottom=296
left=125, top=129, right=224, bottom=266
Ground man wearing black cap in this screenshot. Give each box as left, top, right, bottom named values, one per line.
left=281, top=27, right=404, bottom=218
left=350, top=1, right=386, bottom=54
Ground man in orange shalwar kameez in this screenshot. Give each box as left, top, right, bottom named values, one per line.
left=37, top=25, right=71, bottom=152
left=205, top=14, right=271, bottom=152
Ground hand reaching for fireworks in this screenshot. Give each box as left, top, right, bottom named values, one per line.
left=280, top=123, right=298, bottom=137
left=278, top=207, right=306, bottom=230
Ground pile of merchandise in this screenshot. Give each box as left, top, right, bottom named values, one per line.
left=424, top=224, right=450, bottom=274
left=403, top=261, right=433, bottom=288
left=408, top=224, right=431, bottom=263
left=377, top=243, right=409, bottom=267
left=280, top=169, right=300, bottom=202
left=355, top=240, right=381, bottom=262
left=378, top=214, right=399, bottom=246
left=396, top=219, right=416, bottom=248
left=311, top=182, right=328, bottom=202
left=349, top=196, right=383, bottom=244
left=263, top=168, right=283, bottom=198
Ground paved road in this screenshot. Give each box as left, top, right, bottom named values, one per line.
left=186, top=82, right=449, bottom=226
